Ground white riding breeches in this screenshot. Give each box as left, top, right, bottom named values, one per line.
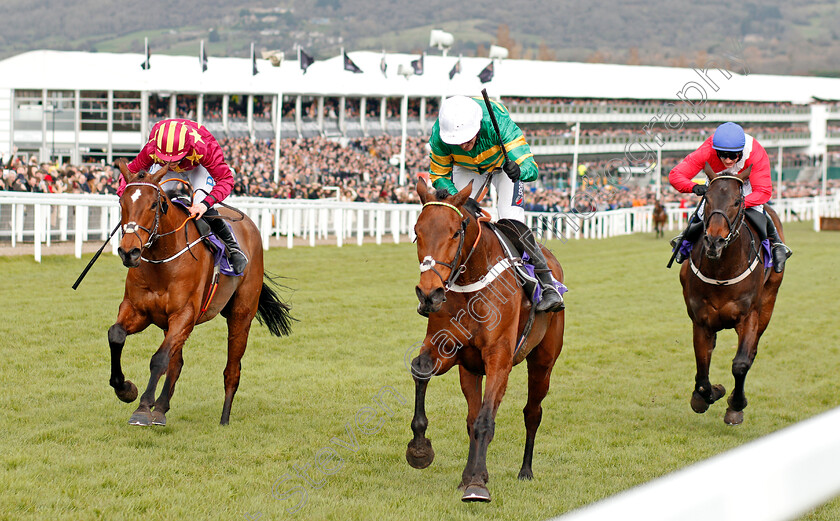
left=149, top=163, right=216, bottom=206
left=451, top=165, right=526, bottom=223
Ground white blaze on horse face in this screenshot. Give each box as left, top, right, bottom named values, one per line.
left=131, top=188, right=142, bottom=203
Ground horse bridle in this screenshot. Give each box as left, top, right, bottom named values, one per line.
left=121, top=179, right=193, bottom=252
left=702, top=175, right=745, bottom=248
left=418, top=201, right=476, bottom=290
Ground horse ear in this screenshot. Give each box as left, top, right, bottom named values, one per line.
left=117, top=159, right=136, bottom=183
left=737, top=165, right=752, bottom=182
left=150, top=164, right=170, bottom=185
left=417, top=179, right=429, bottom=204
left=703, top=162, right=718, bottom=181
left=450, top=180, right=473, bottom=208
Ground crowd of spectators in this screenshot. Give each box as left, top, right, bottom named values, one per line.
left=3, top=137, right=838, bottom=210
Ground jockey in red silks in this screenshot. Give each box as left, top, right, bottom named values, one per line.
left=117, top=118, right=248, bottom=274
left=668, top=122, right=791, bottom=272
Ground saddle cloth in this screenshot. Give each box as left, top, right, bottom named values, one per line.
left=171, top=196, right=238, bottom=276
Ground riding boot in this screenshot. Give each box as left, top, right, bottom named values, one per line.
left=746, top=208, right=791, bottom=273
left=205, top=209, right=248, bottom=274
left=765, top=213, right=792, bottom=273
left=672, top=218, right=704, bottom=264
left=496, top=219, right=565, bottom=313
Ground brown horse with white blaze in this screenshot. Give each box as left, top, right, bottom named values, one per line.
left=407, top=180, right=565, bottom=502
left=109, top=161, right=292, bottom=426
left=680, top=163, right=784, bottom=425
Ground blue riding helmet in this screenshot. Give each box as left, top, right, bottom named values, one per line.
left=712, top=122, right=745, bottom=152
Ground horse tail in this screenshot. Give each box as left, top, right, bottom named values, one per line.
left=256, top=274, right=295, bottom=337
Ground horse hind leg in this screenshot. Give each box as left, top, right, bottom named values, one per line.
left=219, top=323, right=252, bottom=426
left=519, top=344, right=560, bottom=481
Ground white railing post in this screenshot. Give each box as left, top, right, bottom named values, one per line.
left=391, top=209, right=400, bottom=244
left=74, top=206, right=84, bottom=259
left=286, top=208, right=294, bottom=249
left=260, top=208, right=271, bottom=250
left=376, top=209, right=384, bottom=245
left=33, top=204, right=43, bottom=263
left=408, top=209, right=417, bottom=242
left=109, top=206, right=120, bottom=255
left=335, top=208, right=343, bottom=248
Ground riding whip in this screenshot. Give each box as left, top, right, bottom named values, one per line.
left=72, top=221, right=121, bottom=290
left=477, top=88, right=508, bottom=202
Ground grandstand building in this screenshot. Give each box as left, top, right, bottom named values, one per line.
left=0, top=49, right=839, bottom=185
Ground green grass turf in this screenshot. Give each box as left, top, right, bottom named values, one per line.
left=0, top=221, right=838, bottom=520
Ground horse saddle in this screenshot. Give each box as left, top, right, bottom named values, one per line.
left=170, top=196, right=238, bottom=276
left=484, top=222, right=542, bottom=303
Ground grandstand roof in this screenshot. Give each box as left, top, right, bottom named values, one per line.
left=2, top=49, right=840, bottom=104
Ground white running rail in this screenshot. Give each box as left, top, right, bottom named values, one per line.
left=551, top=406, right=840, bottom=521
left=0, top=191, right=838, bottom=261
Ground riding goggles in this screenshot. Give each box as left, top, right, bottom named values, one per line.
left=716, top=150, right=743, bottom=161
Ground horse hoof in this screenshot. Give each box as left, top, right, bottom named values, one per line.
left=462, top=484, right=491, bottom=502
left=128, top=410, right=152, bottom=426
left=724, top=408, right=744, bottom=426
left=711, top=384, right=726, bottom=401
left=151, top=410, right=167, bottom=426
left=406, top=438, right=435, bottom=469
left=116, top=381, right=138, bottom=403
left=690, top=392, right=710, bottom=413
left=518, top=468, right=534, bottom=481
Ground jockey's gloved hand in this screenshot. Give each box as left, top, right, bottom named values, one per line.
left=503, top=160, right=521, bottom=182
left=692, top=184, right=708, bottom=196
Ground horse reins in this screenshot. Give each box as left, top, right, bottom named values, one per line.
left=418, top=201, right=490, bottom=291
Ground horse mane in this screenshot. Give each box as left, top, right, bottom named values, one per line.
left=432, top=189, right=482, bottom=219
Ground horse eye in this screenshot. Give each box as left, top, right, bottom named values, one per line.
left=452, top=230, right=460, bottom=239
left=151, top=201, right=157, bottom=209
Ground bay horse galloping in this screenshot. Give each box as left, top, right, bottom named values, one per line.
left=653, top=200, right=667, bottom=239
left=406, top=181, right=565, bottom=502
left=680, top=164, right=784, bottom=425
left=108, top=161, right=292, bottom=426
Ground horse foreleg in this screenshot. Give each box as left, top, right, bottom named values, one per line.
left=690, top=324, right=725, bottom=414
left=130, top=313, right=195, bottom=426
left=150, top=348, right=185, bottom=426
left=108, top=301, right=151, bottom=403
left=725, top=312, right=761, bottom=425
left=461, top=352, right=512, bottom=503
left=406, top=348, right=455, bottom=470
left=458, top=366, right=483, bottom=489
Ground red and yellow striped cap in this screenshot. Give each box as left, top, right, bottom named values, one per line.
left=153, top=120, right=193, bottom=162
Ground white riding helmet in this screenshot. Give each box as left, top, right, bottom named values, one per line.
left=438, top=96, right=482, bottom=145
